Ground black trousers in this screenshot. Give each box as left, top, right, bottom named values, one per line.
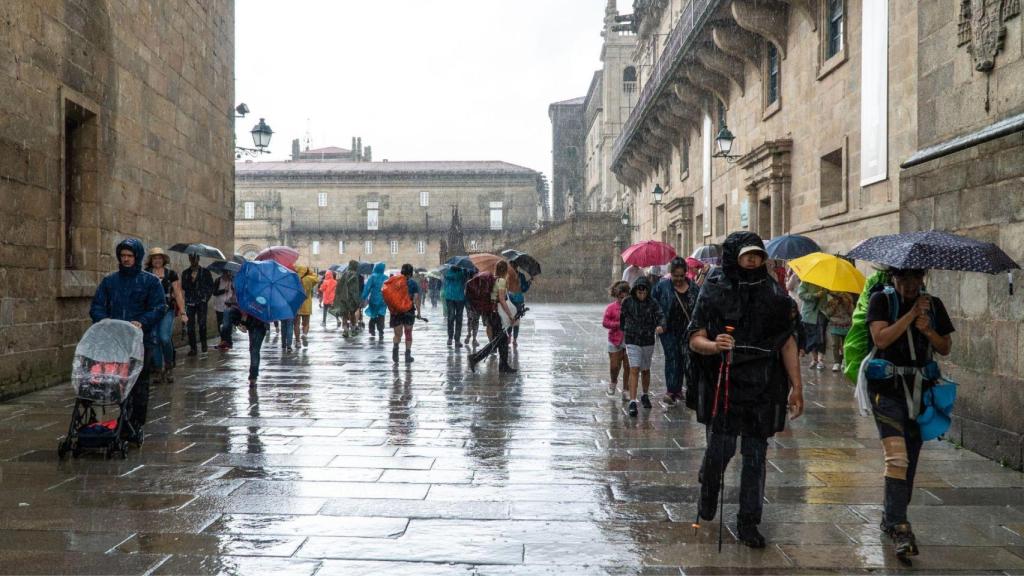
left=130, top=346, right=154, bottom=429
left=486, top=312, right=509, bottom=366
left=446, top=299, right=465, bottom=342
left=186, top=301, right=208, bottom=350
left=699, top=429, right=768, bottom=526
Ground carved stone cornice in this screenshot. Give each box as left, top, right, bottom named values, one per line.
left=731, top=0, right=788, bottom=60
left=664, top=195, right=694, bottom=215
left=958, top=0, right=1021, bottom=72
left=780, top=0, right=817, bottom=31
left=737, top=139, right=793, bottom=190
left=711, top=24, right=761, bottom=76
left=695, top=44, right=746, bottom=96
left=684, top=61, right=732, bottom=108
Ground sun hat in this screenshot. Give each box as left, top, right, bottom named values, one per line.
left=144, top=247, right=169, bottom=268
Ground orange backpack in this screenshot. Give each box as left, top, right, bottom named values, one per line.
left=382, top=275, right=413, bottom=314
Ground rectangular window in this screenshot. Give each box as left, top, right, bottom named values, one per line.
left=820, top=148, right=844, bottom=206
left=419, top=191, right=429, bottom=207
left=827, top=0, right=844, bottom=59
left=338, top=240, right=345, bottom=254
left=63, top=99, right=98, bottom=270
left=390, top=240, right=398, bottom=255
left=766, top=43, right=779, bottom=105
left=312, top=241, right=320, bottom=255
left=489, top=201, right=503, bottom=231
left=470, top=239, right=478, bottom=250
left=244, top=201, right=255, bottom=220
left=318, top=192, right=327, bottom=207
left=364, top=240, right=373, bottom=255
left=417, top=240, right=425, bottom=255
left=367, top=201, right=379, bottom=230
left=715, top=204, right=726, bottom=237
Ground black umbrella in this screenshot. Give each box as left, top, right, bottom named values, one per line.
left=357, top=261, right=375, bottom=275
left=208, top=260, right=242, bottom=275
left=445, top=255, right=477, bottom=274
left=847, top=230, right=1020, bottom=293
left=168, top=243, right=226, bottom=260
left=691, top=244, right=723, bottom=264
left=328, top=264, right=343, bottom=272
left=764, top=234, right=820, bottom=260
left=501, top=249, right=542, bottom=277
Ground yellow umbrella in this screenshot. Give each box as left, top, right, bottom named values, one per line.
left=789, top=252, right=865, bottom=293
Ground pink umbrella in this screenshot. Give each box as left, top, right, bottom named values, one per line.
left=621, top=240, right=677, bottom=268
left=255, top=246, right=299, bottom=270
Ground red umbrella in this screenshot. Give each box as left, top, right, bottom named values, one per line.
left=621, top=240, right=677, bottom=267
left=255, top=246, right=299, bottom=270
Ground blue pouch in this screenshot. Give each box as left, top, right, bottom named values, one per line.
left=918, top=378, right=957, bottom=441
left=865, top=358, right=895, bottom=381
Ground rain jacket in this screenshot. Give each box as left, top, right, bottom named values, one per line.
left=89, top=238, right=167, bottom=346
left=332, top=260, right=362, bottom=316
left=361, top=262, right=388, bottom=318
left=652, top=276, right=697, bottom=335
left=619, top=276, right=664, bottom=347
left=685, top=231, right=797, bottom=437
left=295, top=266, right=318, bottom=315
left=797, top=281, right=827, bottom=324
left=443, top=268, right=467, bottom=301
left=602, top=299, right=625, bottom=346
left=318, top=271, right=337, bottom=307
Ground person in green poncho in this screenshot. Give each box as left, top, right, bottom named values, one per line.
left=842, top=268, right=890, bottom=383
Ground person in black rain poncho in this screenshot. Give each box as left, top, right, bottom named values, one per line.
left=687, top=231, right=804, bottom=548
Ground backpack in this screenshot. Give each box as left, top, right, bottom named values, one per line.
left=382, top=275, right=413, bottom=314
left=466, top=272, right=497, bottom=314
left=842, top=271, right=893, bottom=383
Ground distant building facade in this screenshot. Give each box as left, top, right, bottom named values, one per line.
left=548, top=97, right=586, bottom=220
left=583, top=0, right=638, bottom=214
left=235, top=157, right=543, bottom=270
left=0, top=1, right=235, bottom=399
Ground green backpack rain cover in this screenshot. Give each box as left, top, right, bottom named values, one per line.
left=842, top=270, right=890, bottom=383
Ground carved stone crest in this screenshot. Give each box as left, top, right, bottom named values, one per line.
left=958, top=0, right=1020, bottom=72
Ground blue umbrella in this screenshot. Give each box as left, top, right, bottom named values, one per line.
left=357, top=261, right=375, bottom=275
left=765, top=235, right=820, bottom=260
left=234, top=260, right=305, bottom=323
left=445, top=255, right=477, bottom=274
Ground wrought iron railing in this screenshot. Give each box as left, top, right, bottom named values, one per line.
left=610, top=0, right=721, bottom=169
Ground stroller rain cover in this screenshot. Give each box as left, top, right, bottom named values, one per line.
left=72, top=319, right=144, bottom=404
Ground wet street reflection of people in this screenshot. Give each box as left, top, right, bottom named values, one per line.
left=687, top=232, right=804, bottom=548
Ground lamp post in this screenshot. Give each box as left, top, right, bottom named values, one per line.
left=234, top=104, right=273, bottom=158
left=712, top=125, right=739, bottom=162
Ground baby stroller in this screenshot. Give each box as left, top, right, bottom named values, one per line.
left=58, top=319, right=145, bottom=459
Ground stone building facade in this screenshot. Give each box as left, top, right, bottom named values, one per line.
left=610, top=0, right=913, bottom=257
left=898, top=1, right=1024, bottom=469
left=548, top=97, right=586, bottom=220
left=0, top=1, right=235, bottom=399
left=235, top=159, right=543, bottom=271
left=583, top=0, right=638, bottom=215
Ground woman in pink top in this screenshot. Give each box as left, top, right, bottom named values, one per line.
left=602, top=281, right=632, bottom=399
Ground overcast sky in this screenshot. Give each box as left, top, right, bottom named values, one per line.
left=234, top=1, right=632, bottom=179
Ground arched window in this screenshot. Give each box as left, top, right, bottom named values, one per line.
left=623, top=66, right=637, bottom=94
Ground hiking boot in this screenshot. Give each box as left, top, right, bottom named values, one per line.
left=405, top=350, right=414, bottom=363
left=883, top=522, right=919, bottom=560
left=640, top=394, right=652, bottom=409
left=455, top=341, right=463, bottom=349
left=392, top=344, right=400, bottom=363
left=737, top=523, right=766, bottom=548
left=447, top=339, right=453, bottom=347
left=628, top=400, right=638, bottom=417
left=499, top=363, right=517, bottom=374
left=607, top=383, right=617, bottom=396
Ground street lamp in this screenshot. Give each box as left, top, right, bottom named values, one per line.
left=620, top=211, right=638, bottom=231
left=235, top=116, right=273, bottom=158
left=652, top=184, right=664, bottom=205
left=713, top=126, right=739, bottom=162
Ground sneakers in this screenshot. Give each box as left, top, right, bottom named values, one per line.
left=455, top=341, right=463, bottom=349
left=662, top=393, right=677, bottom=406
left=640, top=394, right=652, bottom=409
left=302, top=337, right=308, bottom=348
left=737, top=523, right=766, bottom=548
left=621, top=390, right=629, bottom=402
left=628, top=400, right=639, bottom=417
left=285, top=346, right=293, bottom=354
left=815, top=361, right=825, bottom=370
left=831, top=363, right=840, bottom=372
left=607, top=383, right=617, bottom=396
left=882, top=522, right=919, bottom=563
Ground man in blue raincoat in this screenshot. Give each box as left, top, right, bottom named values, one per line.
left=89, top=238, right=166, bottom=442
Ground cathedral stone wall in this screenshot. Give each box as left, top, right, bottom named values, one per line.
left=0, top=1, right=235, bottom=399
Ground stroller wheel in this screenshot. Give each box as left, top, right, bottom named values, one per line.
left=119, top=440, right=129, bottom=459
left=57, top=439, right=69, bottom=460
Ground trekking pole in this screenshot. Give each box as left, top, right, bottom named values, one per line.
left=718, top=326, right=735, bottom=553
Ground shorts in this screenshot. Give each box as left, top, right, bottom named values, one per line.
left=607, top=342, right=625, bottom=353
left=625, top=344, right=655, bottom=371
left=389, top=310, right=416, bottom=328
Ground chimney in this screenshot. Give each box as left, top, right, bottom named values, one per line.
left=364, top=145, right=372, bottom=162
left=356, top=137, right=363, bottom=161
left=351, top=137, right=357, bottom=160
left=291, top=138, right=300, bottom=161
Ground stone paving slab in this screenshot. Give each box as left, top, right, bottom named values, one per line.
left=0, top=304, right=1022, bottom=574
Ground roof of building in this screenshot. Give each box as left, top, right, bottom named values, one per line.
left=549, top=96, right=586, bottom=107
left=236, top=160, right=539, bottom=177
left=302, top=146, right=351, bottom=155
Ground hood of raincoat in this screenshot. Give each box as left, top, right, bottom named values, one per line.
left=722, top=231, right=770, bottom=283
left=348, top=260, right=359, bottom=272
left=629, top=274, right=652, bottom=298
left=323, top=271, right=334, bottom=281
left=295, top=265, right=316, bottom=279
left=373, top=262, right=386, bottom=275
left=116, top=238, right=145, bottom=277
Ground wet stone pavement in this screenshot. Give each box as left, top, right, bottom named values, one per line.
left=1, top=303, right=1023, bottom=575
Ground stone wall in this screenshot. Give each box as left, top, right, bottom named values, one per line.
left=502, top=213, right=621, bottom=303
left=549, top=99, right=585, bottom=221
left=0, top=1, right=235, bottom=399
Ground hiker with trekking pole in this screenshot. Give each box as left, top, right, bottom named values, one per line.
left=686, top=231, right=804, bottom=549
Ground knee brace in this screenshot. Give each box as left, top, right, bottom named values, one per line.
left=882, top=436, right=909, bottom=480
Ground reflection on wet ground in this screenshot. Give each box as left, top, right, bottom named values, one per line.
left=0, top=304, right=1021, bottom=574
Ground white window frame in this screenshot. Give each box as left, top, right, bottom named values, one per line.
left=338, top=240, right=345, bottom=254
left=419, top=191, right=429, bottom=207
left=489, top=201, right=503, bottom=231
left=243, top=201, right=255, bottom=220
left=317, top=192, right=327, bottom=207
left=367, top=201, right=379, bottom=231
left=311, top=241, right=320, bottom=255
left=364, top=240, right=373, bottom=255
left=417, top=240, right=425, bottom=254
left=470, top=239, right=478, bottom=250
left=390, top=240, right=398, bottom=255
